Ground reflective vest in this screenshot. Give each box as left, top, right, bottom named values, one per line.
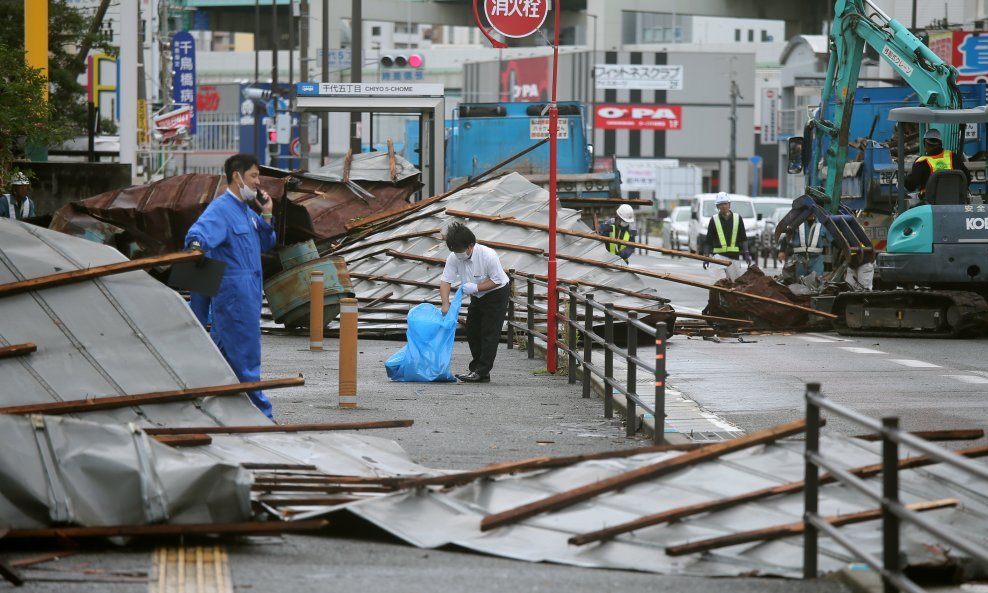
left=793, top=222, right=824, bottom=254
left=712, top=213, right=740, bottom=254
left=607, top=224, right=631, bottom=255
left=3, top=195, right=31, bottom=220
left=916, top=150, right=955, bottom=193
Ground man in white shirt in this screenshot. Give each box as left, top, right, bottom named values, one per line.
left=440, top=222, right=509, bottom=383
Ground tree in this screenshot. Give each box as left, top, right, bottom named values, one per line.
left=0, top=42, right=65, bottom=180
left=0, top=1, right=116, bottom=139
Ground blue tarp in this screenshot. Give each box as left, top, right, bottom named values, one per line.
left=384, top=288, right=463, bottom=382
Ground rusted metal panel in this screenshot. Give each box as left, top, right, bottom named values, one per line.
left=264, top=254, right=354, bottom=328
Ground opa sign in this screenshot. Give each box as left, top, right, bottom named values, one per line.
left=595, top=104, right=683, bottom=130
left=485, top=0, right=548, bottom=38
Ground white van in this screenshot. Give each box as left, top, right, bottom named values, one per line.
left=687, top=193, right=758, bottom=254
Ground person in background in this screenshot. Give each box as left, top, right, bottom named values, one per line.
left=185, top=154, right=277, bottom=419
left=598, top=204, right=637, bottom=264
left=778, top=214, right=829, bottom=279
left=0, top=172, right=36, bottom=220
left=702, top=192, right=752, bottom=280
left=904, top=128, right=971, bottom=200
left=439, top=222, right=509, bottom=384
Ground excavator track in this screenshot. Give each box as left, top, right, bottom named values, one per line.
left=833, top=290, right=988, bottom=338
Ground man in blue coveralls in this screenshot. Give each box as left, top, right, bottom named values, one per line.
left=185, top=154, right=277, bottom=418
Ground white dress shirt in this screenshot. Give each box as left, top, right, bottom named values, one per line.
left=441, top=243, right=508, bottom=298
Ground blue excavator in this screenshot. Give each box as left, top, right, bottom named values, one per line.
left=778, top=0, right=988, bottom=336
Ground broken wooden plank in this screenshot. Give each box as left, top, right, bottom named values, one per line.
left=251, top=483, right=395, bottom=493
left=0, top=251, right=202, bottom=299
left=342, top=148, right=353, bottom=184
left=242, top=463, right=319, bottom=471
left=478, top=240, right=544, bottom=255
left=479, top=419, right=809, bottom=532
left=8, top=551, right=78, bottom=569
left=144, top=419, right=413, bottom=436
left=151, top=434, right=213, bottom=447
left=444, top=209, right=729, bottom=265
left=0, top=377, right=305, bottom=416
left=3, top=520, right=329, bottom=540
left=350, top=272, right=438, bottom=290
left=569, top=444, right=988, bottom=546
left=664, top=498, right=959, bottom=556
left=0, top=561, right=24, bottom=586
left=854, top=429, right=985, bottom=442
left=259, top=496, right=363, bottom=507
left=0, top=342, right=37, bottom=360
left=331, top=228, right=440, bottom=257
left=396, top=443, right=702, bottom=490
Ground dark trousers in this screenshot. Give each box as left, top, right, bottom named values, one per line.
left=466, top=284, right=510, bottom=377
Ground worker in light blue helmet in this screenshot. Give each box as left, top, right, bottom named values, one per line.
left=702, top=192, right=752, bottom=278
left=597, top=203, right=638, bottom=264
left=1, top=171, right=36, bottom=220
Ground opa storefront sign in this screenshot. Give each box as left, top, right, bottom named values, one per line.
left=595, top=104, right=682, bottom=130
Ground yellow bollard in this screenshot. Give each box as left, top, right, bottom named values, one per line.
left=309, top=271, right=324, bottom=351
left=338, top=298, right=358, bottom=408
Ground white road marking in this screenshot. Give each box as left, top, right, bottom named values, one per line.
left=798, top=336, right=839, bottom=343
left=837, top=347, right=886, bottom=354
left=889, top=359, right=942, bottom=368
left=943, top=374, right=988, bottom=384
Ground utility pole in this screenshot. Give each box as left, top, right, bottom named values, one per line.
left=728, top=78, right=740, bottom=194
left=350, top=0, right=362, bottom=155
left=321, top=0, right=329, bottom=165
left=299, top=0, right=310, bottom=167
left=271, top=0, right=279, bottom=167
left=160, top=0, right=170, bottom=106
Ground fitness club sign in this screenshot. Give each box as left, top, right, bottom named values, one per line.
left=594, top=104, right=682, bottom=130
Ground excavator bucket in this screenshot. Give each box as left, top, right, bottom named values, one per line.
left=774, top=194, right=875, bottom=269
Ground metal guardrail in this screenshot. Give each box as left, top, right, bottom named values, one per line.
left=505, top=272, right=668, bottom=444
left=803, top=382, right=988, bottom=592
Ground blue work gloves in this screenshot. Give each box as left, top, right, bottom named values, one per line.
left=462, top=282, right=479, bottom=295
left=743, top=252, right=753, bottom=266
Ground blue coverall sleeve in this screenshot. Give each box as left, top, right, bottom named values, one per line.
left=185, top=202, right=229, bottom=250
left=251, top=211, right=277, bottom=252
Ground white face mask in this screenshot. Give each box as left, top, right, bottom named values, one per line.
left=455, top=251, right=470, bottom=261
left=237, top=173, right=257, bottom=201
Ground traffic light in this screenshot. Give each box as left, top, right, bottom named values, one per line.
left=379, top=53, right=425, bottom=81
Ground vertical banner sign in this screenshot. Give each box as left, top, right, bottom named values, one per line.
left=760, top=88, right=780, bottom=145
left=172, top=31, right=197, bottom=134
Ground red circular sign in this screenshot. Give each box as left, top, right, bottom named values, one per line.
left=484, top=0, right=548, bottom=38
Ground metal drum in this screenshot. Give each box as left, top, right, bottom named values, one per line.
left=264, top=243, right=353, bottom=329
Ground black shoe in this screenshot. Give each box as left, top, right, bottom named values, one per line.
left=456, top=371, right=490, bottom=383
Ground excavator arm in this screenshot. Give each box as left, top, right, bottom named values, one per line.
left=778, top=0, right=963, bottom=268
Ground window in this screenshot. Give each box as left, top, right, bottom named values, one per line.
left=371, top=26, right=381, bottom=36
left=748, top=29, right=754, bottom=42
left=761, top=29, right=772, bottom=42
left=735, top=29, right=741, bottom=42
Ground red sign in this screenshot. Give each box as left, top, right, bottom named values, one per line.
left=929, top=31, right=988, bottom=83
left=595, top=104, right=683, bottom=130
left=484, top=0, right=548, bottom=38
left=500, top=57, right=549, bottom=101
left=197, top=85, right=221, bottom=112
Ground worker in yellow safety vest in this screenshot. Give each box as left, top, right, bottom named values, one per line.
left=597, top=204, right=637, bottom=264
left=702, top=193, right=751, bottom=275
left=778, top=215, right=829, bottom=278
left=904, top=128, right=971, bottom=199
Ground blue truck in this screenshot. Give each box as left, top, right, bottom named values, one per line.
left=444, top=101, right=620, bottom=199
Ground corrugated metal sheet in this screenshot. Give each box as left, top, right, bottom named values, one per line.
left=342, top=434, right=988, bottom=577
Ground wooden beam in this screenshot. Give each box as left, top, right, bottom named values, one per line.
left=478, top=240, right=544, bottom=255
left=854, top=429, right=985, bottom=442
left=151, top=434, right=213, bottom=447
left=242, top=463, right=319, bottom=471
left=8, top=550, right=78, bottom=569
left=396, top=443, right=702, bottom=490
left=664, top=499, right=959, bottom=556
left=350, top=272, right=438, bottom=290
left=556, top=252, right=838, bottom=320
left=444, top=209, right=729, bottom=266
left=251, top=483, right=395, bottom=493
left=0, top=377, right=304, bottom=416
left=0, top=342, right=36, bottom=360
left=331, top=229, right=440, bottom=257
left=0, top=252, right=202, bottom=299
left=479, top=420, right=810, bottom=531
left=2, top=519, right=329, bottom=540
left=0, top=562, right=23, bottom=586
left=144, top=419, right=413, bottom=436
left=569, top=444, right=988, bottom=546
left=258, top=496, right=362, bottom=507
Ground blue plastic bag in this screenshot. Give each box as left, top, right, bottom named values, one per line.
left=384, top=288, right=463, bottom=382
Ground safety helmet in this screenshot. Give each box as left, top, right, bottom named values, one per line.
left=10, top=172, right=30, bottom=186
left=715, top=192, right=731, bottom=205
left=616, top=204, right=635, bottom=223
left=924, top=128, right=942, bottom=143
